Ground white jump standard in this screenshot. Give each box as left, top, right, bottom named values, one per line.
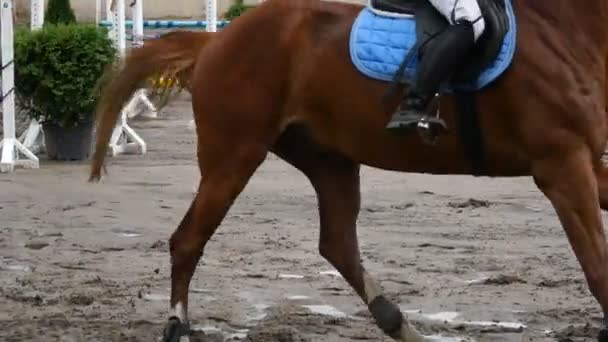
left=0, top=0, right=39, bottom=173
left=106, top=0, right=148, bottom=156
left=123, top=0, right=158, bottom=120
left=17, top=0, right=45, bottom=155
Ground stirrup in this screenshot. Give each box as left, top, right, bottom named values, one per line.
left=385, top=110, right=426, bottom=130
left=416, top=116, right=447, bottom=145
left=386, top=110, right=447, bottom=145
left=385, top=95, right=432, bottom=130
left=386, top=93, right=447, bottom=143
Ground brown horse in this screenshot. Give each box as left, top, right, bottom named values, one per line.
left=89, top=0, right=608, bottom=340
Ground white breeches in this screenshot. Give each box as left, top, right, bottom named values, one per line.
left=427, top=0, right=486, bottom=41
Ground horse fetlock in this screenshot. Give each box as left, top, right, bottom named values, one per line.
left=163, top=317, right=190, bottom=342
left=368, top=296, right=404, bottom=336
left=600, top=316, right=608, bottom=342
left=368, top=296, right=426, bottom=342
left=599, top=328, right=608, bottom=342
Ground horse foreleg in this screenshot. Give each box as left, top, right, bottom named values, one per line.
left=310, top=159, right=426, bottom=341
left=534, top=149, right=608, bottom=341
left=163, top=145, right=267, bottom=342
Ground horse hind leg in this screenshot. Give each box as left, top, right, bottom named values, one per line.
left=272, top=126, right=426, bottom=341
left=163, top=139, right=268, bottom=342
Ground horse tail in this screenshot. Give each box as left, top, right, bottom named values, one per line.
left=89, top=30, right=215, bottom=182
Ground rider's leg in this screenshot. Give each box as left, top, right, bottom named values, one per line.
left=386, top=0, right=485, bottom=141
left=429, top=0, right=486, bottom=37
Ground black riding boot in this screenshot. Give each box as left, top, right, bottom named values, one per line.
left=385, top=19, right=476, bottom=144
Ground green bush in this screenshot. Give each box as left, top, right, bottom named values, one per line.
left=224, top=0, right=256, bottom=20
left=14, top=24, right=117, bottom=128
left=45, top=0, right=77, bottom=25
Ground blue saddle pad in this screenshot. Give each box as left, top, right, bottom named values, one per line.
left=349, top=0, right=517, bottom=91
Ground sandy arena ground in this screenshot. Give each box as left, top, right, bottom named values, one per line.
left=0, top=93, right=604, bottom=342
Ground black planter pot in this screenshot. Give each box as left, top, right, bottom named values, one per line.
left=42, top=120, right=94, bottom=161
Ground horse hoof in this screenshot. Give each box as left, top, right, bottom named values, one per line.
left=598, top=328, right=608, bottom=342
left=163, top=317, right=190, bottom=342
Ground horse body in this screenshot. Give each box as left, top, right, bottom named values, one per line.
left=280, top=1, right=525, bottom=176
left=303, top=0, right=606, bottom=176
left=186, top=0, right=515, bottom=176
left=90, top=0, right=608, bottom=341
left=190, top=0, right=606, bottom=177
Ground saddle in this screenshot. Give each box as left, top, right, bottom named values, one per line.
left=369, top=0, right=510, bottom=83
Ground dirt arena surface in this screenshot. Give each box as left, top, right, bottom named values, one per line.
left=0, top=94, right=604, bottom=342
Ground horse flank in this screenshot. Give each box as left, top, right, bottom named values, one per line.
left=89, top=31, right=215, bottom=181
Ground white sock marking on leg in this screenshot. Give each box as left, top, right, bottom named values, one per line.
left=363, top=271, right=383, bottom=304
left=170, top=301, right=188, bottom=323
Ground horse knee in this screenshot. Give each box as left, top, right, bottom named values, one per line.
left=169, top=229, right=203, bottom=258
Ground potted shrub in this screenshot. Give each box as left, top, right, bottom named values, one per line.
left=14, top=24, right=116, bottom=160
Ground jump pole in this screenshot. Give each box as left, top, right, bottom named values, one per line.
left=131, top=0, right=144, bottom=48
left=107, top=0, right=147, bottom=156
left=98, top=19, right=229, bottom=28
left=0, top=0, right=39, bottom=172
left=106, top=0, right=112, bottom=21
left=17, top=0, right=46, bottom=155
left=206, top=0, right=217, bottom=32
left=95, top=0, right=100, bottom=25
